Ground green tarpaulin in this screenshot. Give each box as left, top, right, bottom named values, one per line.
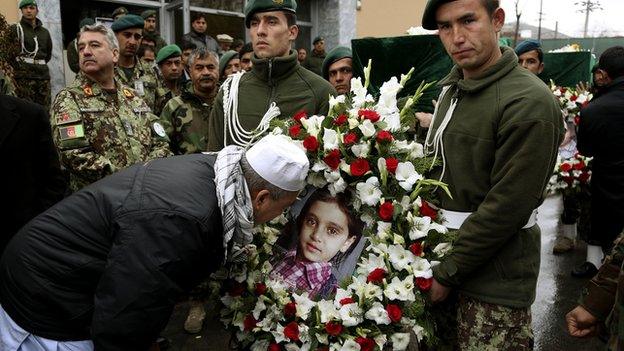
left=539, top=51, right=594, bottom=87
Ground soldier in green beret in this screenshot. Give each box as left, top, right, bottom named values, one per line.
left=207, top=0, right=335, bottom=151
left=153, top=44, right=184, bottom=116
left=111, top=14, right=161, bottom=113
left=141, top=9, right=167, bottom=52
left=10, top=0, right=53, bottom=109
left=111, top=7, right=128, bottom=21
left=322, top=46, right=352, bottom=94
left=302, top=35, right=325, bottom=76
left=66, top=18, right=95, bottom=74
left=218, top=50, right=240, bottom=82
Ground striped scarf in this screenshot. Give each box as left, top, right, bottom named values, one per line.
left=214, top=146, right=255, bottom=264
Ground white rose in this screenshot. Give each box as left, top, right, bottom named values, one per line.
left=358, top=119, right=376, bottom=137
left=351, top=142, right=371, bottom=158
left=391, top=332, right=411, bottom=351
left=395, top=162, right=423, bottom=191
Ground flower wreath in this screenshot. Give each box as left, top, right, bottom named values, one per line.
left=550, top=81, right=592, bottom=126
left=211, top=62, right=456, bottom=351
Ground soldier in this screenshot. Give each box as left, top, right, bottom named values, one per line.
left=153, top=44, right=184, bottom=116
left=159, top=48, right=219, bottom=155
left=111, top=7, right=128, bottom=21
left=302, top=36, right=326, bottom=76
left=112, top=14, right=160, bottom=113
left=207, top=0, right=335, bottom=151
left=11, top=0, right=53, bottom=109
left=181, top=13, right=218, bottom=53
left=180, top=41, right=197, bottom=85
left=297, top=47, right=307, bottom=64
left=515, top=39, right=544, bottom=75
left=138, top=44, right=156, bottom=66
left=239, top=42, right=254, bottom=72
left=219, top=50, right=240, bottom=82
left=50, top=23, right=171, bottom=192
left=322, top=46, right=352, bottom=95
left=141, top=9, right=167, bottom=52
left=67, top=18, right=95, bottom=74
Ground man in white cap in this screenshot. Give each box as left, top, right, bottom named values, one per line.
left=0, top=134, right=308, bottom=351
left=216, top=33, right=234, bottom=55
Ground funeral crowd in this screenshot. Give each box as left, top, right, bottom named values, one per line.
left=0, top=0, right=623, bottom=350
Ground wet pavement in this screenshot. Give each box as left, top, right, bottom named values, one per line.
left=162, top=195, right=606, bottom=350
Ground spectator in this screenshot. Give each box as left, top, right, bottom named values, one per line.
left=219, top=50, right=240, bottom=81
left=216, top=33, right=233, bottom=55
left=297, top=47, right=307, bottom=64
left=239, top=42, right=253, bottom=71
left=302, top=36, right=325, bottom=75
left=182, top=13, right=218, bottom=53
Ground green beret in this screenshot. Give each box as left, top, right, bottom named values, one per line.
left=421, top=0, right=452, bottom=30
left=322, top=46, right=352, bottom=80
left=111, top=14, right=145, bottom=32
left=219, top=50, right=239, bottom=76
left=244, top=0, right=297, bottom=28
left=18, top=0, right=36, bottom=8
left=79, top=18, right=95, bottom=30
left=514, top=39, right=541, bottom=57
left=313, top=36, right=324, bottom=45
left=141, top=9, right=157, bottom=19
left=156, top=44, right=182, bottom=64
left=112, top=7, right=128, bottom=18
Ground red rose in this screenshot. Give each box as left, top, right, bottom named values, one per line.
left=228, top=282, right=246, bottom=297
left=376, top=130, right=393, bottom=143
left=339, top=297, right=355, bottom=305
left=323, top=149, right=342, bottom=170
left=579, top=171, right=591, bottom=183
left=379, top=201, right=394, bottom=221
left=268, top=344, right=281, bottom=351
left=289, top=124, right=301, bottom=138
left=350, top=158, right=370, bottom=177
left=333, top=114, right=348, bottom=126
left=284, top=302, right=297, bottom=317
left=243, top=314, right=257, bottom=331
left=560, top=87, right=567, bottom=94
left=416, top=277, right=433, bottom=291
left=570, top=94, right=578, bottom=102
left=409, top=242, right=423, bottom=256
left=324, top=321, right=343, bottom=336
left=385, top=304, right=402, bottom=323
left=293, top=110, right=307, bottom=123
left=366, top=268, right=386, bottom=283
left=355, top=337, right=376, bottom=351
left=560, top=163, right=573, bottom=172
left=419, top=201, right=437, bottom=221
left=573, top=160, right=586, bottom=170
left=574, top=115, right=581, bottom=125
left=303, top=136, right=319, bottom=152
left=358, top=109, right=380, bottom=122
left=255, top=283, right=267, bottom=296
left=563, top=176, right=574, bottom=185
left=343, top=132, right=358, bottom=145
left=385, top=157, right=399, bottom=174
left=284, top=321, right=300, bottom=341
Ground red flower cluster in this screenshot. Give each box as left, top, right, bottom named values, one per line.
left=358, top=109, right=380, bottom=122
left=367, top=268, right=386, bottom=283
left=350, top=158, right=370, bottom=176
left=339, top=297, right=355, bottom=305
left=333, top=114, right=348, bottom=126
left=284, top=302, right=297, bottom=317
left=416, top=277, right=433, bottom=291
left=419, top=201, right=437, bottom=220
left=376, top=130, right=393, bottom=143
left=289, top=124, right=301, bottom=138
left=303, top=136, right=319, bottom=152
left=284, top=321, right=300, bottom=341
left=254, top=283, right=267, bottom=296
left=409, top=242, right=423, bottom=256
left=229, top=282, right=246, bottom=297
left=385, top=157, right=399, bottom=174
left=355, top=337, right=376, bottom=351
left=293, top=110, right=307, bottom=123
left=268, top=343, right=281, bottom=351
left=385, top=304, right=402, bottom=322
left=323, top=149, right=341, bottom=170
left=325, top=321, right=343, bottom=336
left=343, top=132, right=358, bottom=145
left=243, top=314, right=257, bottom=331
left=379, top=201, right=394, bottom=221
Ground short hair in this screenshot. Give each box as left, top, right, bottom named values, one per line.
left=240, top=154, right=292, bottom=200
left=181, top=41, right=197, bottom=52
left=482, top=0, right=500, bottom=17
left=535, top=48, right=544, bottom=63
left=191, top=13, right=206, bottom=23
left=599, top=46, right=624, bottom=80
left=137, top=45, right=155, bottom=58
left=284, top=12, right=297, bottom=27
left=187, top=47, right=219, bottom=68
left=79, top=24, right=119, bottom=51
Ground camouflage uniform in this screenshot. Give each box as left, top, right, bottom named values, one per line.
left=0, top=70, right=16, bottom=96
left=457, top=295, right=533, bottom=350
left=50, top=74, right=172, bottom=191
left=580, top=234, right=624, bottom=350
left=158, top=85, right=215, bottom=155
left=153, top=78, right=185, bottom=117
left=115, top=57, right=160, bottom=113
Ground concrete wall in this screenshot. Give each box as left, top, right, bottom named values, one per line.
left=356, top=0, right=426, bottom=38
left=318, top=0, right=357, bottom=49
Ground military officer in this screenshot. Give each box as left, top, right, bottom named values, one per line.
left=67, top=18, right=95, bottom=74
left=50, top=23, right=171, bottom=192
left=159, top=48, right=219, bottom=155
left=218, top=50, right=240, bottom=82
left=112, top=14, right=160, bottom=112
left=141, top=9, right=167, bottom=52
left=11, top=0, right=53, bottom=109
left=153, top=44, right=184, bottom=116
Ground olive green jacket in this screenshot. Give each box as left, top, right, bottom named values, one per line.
left=302, top=49, right=325, bottom=76
left=114, top=58, right=160, bottom=112
left=429, top=47, right=564, bottom=308
left=11, top=17, right=52, bottom=80
left=207, top=50, right=335, bottom=151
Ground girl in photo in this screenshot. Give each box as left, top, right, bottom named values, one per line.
left=271, top=188, right=364, bottom=298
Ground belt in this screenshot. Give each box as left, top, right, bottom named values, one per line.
left=439, top=208, right=538, bottom=230
left=17, top=57, right=46, bottom=65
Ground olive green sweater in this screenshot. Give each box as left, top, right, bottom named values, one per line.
left=430, top=47, right=564, bottom=308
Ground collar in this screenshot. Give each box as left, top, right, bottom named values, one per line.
left=439, top=46, right=518, bottom=94
left=251, top=50, right=299, bottom=84
left=181, top=84, right=217, bottom=105
left=283, top=250, right=333, bottom=291
left=20, top=17, right=42, bottom=28
left=311, top=49, right=326, bottom=58
left=76, top=74, right=126, bottom=98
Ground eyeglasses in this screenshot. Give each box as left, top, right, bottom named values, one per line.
left=121, top=32, right=143, bottom=41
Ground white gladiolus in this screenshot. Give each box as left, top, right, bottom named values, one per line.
left=339, top=302, right=364, bottom=327
left=329, top=94, right=346, bottom=111
left=365, top=301, right=391, bottom=325
left=358, top=119, right=376, bottom=137
left=356, top=176, right=382, bottom=206
left=384, top=275, right=416, bottom=301
left=395, top=162, right=423, bottom=191
left=317, top=300, right=340, bottom=323
left=323, top=128, right=341, bottom=151
left=411, top=257, right=433, bottom=279
left=391, top=333, right=411, bottom=351
left=407, top=212, right=431, bottom=240
left=351, top=142, right=371, bottom=158
left=433, top=242, right=453, bottom=257
left=300, top=115, right=324, bottom=136
left=293, top=292, right=315, bottom=320
left=413, top=324, right=426, bottom=342
left=334, top=288, right=352, bottom=309
left=328, top=176, right=347, bottom=195
left=252, top=298, right=267, bottom=319
left=339, top=339, right=362, bottom=351
left=388, top=244, right=416, bottom=271
left=251, top=340, right=270, bottom=351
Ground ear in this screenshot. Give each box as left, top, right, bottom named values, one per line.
left=112, top=48, right=120, bottom=64
left=339, top=235, right=357, bottom=253
left=538, top=62, right=544, bottom=74
left=492, top=7, right=505, bottom=32
left=252, top=189, right=271, bottom=211
left=288, top=25, right=299, bottom=42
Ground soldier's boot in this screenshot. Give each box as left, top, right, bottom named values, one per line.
left=184, top=300, right=206, bottom=334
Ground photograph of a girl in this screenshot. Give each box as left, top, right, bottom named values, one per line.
left=270, top=187, right=365, bottom=298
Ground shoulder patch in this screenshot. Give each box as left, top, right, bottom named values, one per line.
left=58, top=124, right=85, bottom=141
left=56, top=112, right=81, bottom=126
left=123, top=88, right=134, bottom=99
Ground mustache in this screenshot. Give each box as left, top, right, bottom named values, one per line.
left=199, top=76, right=215, bottom=82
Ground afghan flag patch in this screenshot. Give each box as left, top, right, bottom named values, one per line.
left=59, top=124, right=85, bottom=140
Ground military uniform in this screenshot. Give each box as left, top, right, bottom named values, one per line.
left=159, top=85, right=215, bottom=155
left=50, top=74, right=171, bottom=191
left=0, top=70, right=16, bottom=96
left=115, top=58, right=160, bottom=113
left=11, top=16, right=52, bottom=109
left=302, top=49, right=325, bottom=76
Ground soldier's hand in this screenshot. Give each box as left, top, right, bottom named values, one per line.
left=429, top=278, right=451, bottom=303
left=415, top=112, right=433, bottom=128
left=566, top=305, right=599, bottom=338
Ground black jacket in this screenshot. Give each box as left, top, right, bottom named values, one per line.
left=0, top=154, right=224, bottom=350
left=0, top=94, right=66, bottom=253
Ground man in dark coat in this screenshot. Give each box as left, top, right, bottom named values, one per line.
left=0, top=134, right=308, bottom=351
left=576, top=46, right=624, bottom=265
left=0, top=94, right=66, bottom=255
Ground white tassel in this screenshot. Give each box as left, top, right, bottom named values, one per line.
left=425, top=86, right=458, bottom=182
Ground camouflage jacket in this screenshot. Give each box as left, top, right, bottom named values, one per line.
left=0, top=70, right=16, bottom=96
left=11, top=17, right=52, bottom=79
left=580, top=234, right=624, bottom=350
left=159, top=86, right=215, bottom=155
left=144, top=30, right=167, bottom=52
left=153, top=79, right=185, bottom=117
left=50, top=74, right=172, bottom=191
left=115, top=58, right=160, bottom=112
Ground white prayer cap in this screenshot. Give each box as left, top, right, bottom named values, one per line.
left=246, top=135, right=309, bottom=192
left=217, top=34, right=234, bottom=43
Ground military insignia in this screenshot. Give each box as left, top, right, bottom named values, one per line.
left=121, top=119, right=134, bottom=136
left=273, top=0, right=284, bottom=4
left=58, top=124, right=85, bottom=141
left=123, top=88, right=134, bottom=99
left=134, top=81, right=145, bottom=96
left=153, top=122, right=166, bottom=137
left=56, top=112, right=81, bottom=126
left=83, top=85, right=93, bottom=96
